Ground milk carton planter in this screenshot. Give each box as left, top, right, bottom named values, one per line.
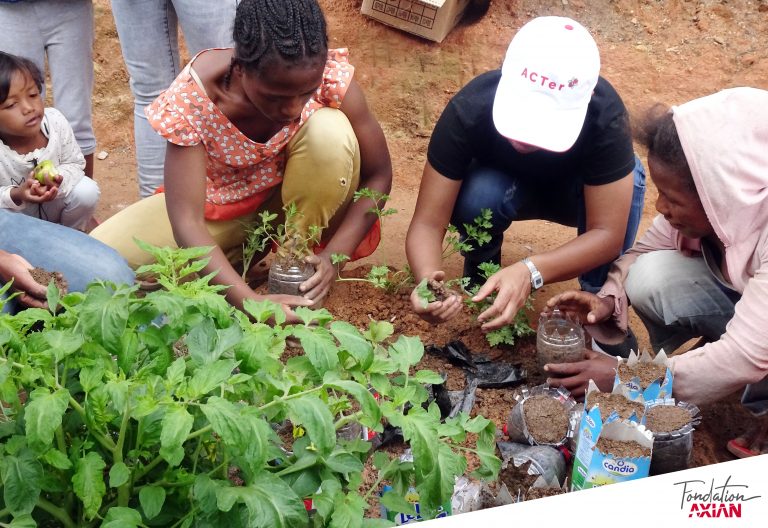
left=571, top=410, right=654, bottom=490
left=505, top=385, right=579, bottom=448
left=615, top=349, right=673, bottom=400
left=643, top=399, right=701, bottom=475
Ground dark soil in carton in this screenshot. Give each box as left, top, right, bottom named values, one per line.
left=525, top=487, right=566, bottom=500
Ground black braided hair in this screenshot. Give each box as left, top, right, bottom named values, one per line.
left=634, top=103, right=695, bottom=193
left=0, top=51, right=44, bottom=104
left=232, top=0, right=328, bottom=76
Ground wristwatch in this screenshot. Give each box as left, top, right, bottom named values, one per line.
left=521, top=257, right=544, bottom=290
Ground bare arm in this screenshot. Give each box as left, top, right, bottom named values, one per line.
left=324, top=79, right=393, bottom=257
left=163, top=142, right=311, bottom=313
left=475, top=171, right=635, bottom=330
left=299, top=80, right=393, bottom=300
left=405, top=162, right=464, bottom=323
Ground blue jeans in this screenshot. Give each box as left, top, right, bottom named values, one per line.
left=0, top=209, right=134, bottom=313
left=110, top=0, right=239, bottom=197
left=0, top=0, right=96, bottom=155
left=451, top=156, right=646, bottom=291
left=625, top=250, right=767, bottom=415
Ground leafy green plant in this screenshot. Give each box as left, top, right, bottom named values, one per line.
left=241, top=202, right=322, bottom=280
left=331, top=188, right=415, bottom=294
left=441, top=208, right=492, bottom=261
left=0, top=242, right=499, bottom=527
left=464, top=262, right=536, bottom=347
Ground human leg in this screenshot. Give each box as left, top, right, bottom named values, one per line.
left=281, top=108, right=360, bottom=237
left=624, top=250, right=739, bottom=353
left=172, top=0, right=238, bottom=54
left=111, top=0, right=182, bottom=197
left=40, top=0, right=96, bottom=159
left=0, top=209, right=134, bottom=294
left=90, top=193, right=258, bottom=268
left=449, top=164, right=528, bottom=285
left=57, top=177, right=100, bottom=231
left=578, top=155, right=646, bottom=293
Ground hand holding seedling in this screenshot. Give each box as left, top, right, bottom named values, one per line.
left=410, top=271, right=462, bottom=324
left=0, top=250, right=61, bottom=309
left=300, top=252, right=334, bottom=301
left=474, top=261, right=532, bottom=330
left=545, top=290, right=613, bottom=324
left=545, top=350, right=618, bottom=399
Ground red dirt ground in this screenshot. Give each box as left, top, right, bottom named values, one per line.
left=89, top=0, right=768, bottom=470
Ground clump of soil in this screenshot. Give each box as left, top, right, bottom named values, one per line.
left=617, top=362, right=667, bottom=389
left=522, top=395, right=569, bottom=444
left=427, top=279, right=453, bottom=302
left=525, top=487, right=566, bottom=500
left=586, top=392, right=645, bottom=421
left=30, top=267, right=67, bottom=294
left=499, top=460, right=538, bottom=498
left=645, top=405, right=693, bottom=433
left=595, top=437, right=651, bottom=459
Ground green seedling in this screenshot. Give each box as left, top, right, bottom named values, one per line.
left=241, top=202, right=321, bottom=280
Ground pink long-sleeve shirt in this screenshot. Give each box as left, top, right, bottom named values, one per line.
left=589, top=87, right=768, bottom=405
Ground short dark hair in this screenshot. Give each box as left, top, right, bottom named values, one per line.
left=232, top=0, right=328, bottom=73
left=634, top=103, right=696, bottom=192
left=0, top=51, right=44, bottom=104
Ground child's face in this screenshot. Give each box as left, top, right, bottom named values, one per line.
left=0, top=72, right=44, bottom=141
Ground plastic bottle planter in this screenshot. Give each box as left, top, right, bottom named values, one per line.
left=268, top=259, right=314, bottom=296
left=505, top=385, right=579, bottom=449
left=643, top=400, right=701, bottom=475
left=497, top=441, right=568, bottom=487
left=536, top=308, right=585, bottom=373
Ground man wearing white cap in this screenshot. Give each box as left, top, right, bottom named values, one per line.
left=406, top=16, right=645, bottom=344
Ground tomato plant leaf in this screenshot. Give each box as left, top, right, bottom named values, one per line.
left=379, top=490, right=416, bottom=516
left=8, top=513, right=37, bottom=528
left=286, top=395, right=336, bottom=457
left=109, top=461, right=131, bottom=488
left=329, top=321, right=374, bottom=370
left=0, top=450, right=43, bottom=515
left=329, top=492, right=366, bottom=528
left=387, top=336, right=424, bottom=373
left=291, top=326, right=339, bottom=375
left=412, top=370, right=445, bottom=385
left=41, top=448, right=72, bottom=470
left=183, top=359, right=238, bottom=398
left=201, top=397, right=268, bottom=467
left=160, top=403, right=194, bottom=466
left=216, top=472, right=308, bottom=528
left=72, top=451, right=107, bottom=520
left=102, top=506, right=143, bottom=528
left=78, top=285, right=130, bottom=356
left=24, top=388, right=69, bottom=452
left=325, top=379, right=381, bottom=429
left=139, top=485, right=166, bottom=520
left=325, top=451, right=364, bottom=476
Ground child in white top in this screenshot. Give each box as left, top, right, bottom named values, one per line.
left=0, top=51, right=98, bottom=231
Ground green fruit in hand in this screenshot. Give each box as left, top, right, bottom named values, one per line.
left=33, top=160, right=59, bottom=183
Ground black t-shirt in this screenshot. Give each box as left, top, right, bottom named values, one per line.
left=427, top=70, right=635, bottom=186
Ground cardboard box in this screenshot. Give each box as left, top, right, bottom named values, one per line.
left=361, top=0, right=471, bottom=43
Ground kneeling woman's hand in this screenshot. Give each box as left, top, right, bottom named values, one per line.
left=410, top=270, right=463, bottom=325
left=545, top=350, right=618, bottom=399
left=300, top=253, right=335, bottom=303
left=545, top=290, right=614, bottom=325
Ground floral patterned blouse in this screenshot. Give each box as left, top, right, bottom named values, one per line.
left=146, top=48, right=354, bottom=221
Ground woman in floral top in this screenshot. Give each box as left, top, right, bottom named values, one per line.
left=93, top=0, right=392, bottom=319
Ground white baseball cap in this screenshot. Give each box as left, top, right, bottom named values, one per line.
left=492, top=17, right=600, bottom=152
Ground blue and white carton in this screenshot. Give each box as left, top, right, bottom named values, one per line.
left=614, top=349, right=673, bottom=401
left=571, top=407, right=653, bottom=490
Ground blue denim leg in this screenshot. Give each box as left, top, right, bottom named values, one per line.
left=0, top=210, right=134, bottom=313
left=450, top=165, right=527, bottom=284
left=110, top=0, right=238, bottom=197
left=578, top=155, right=646, bottom=292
